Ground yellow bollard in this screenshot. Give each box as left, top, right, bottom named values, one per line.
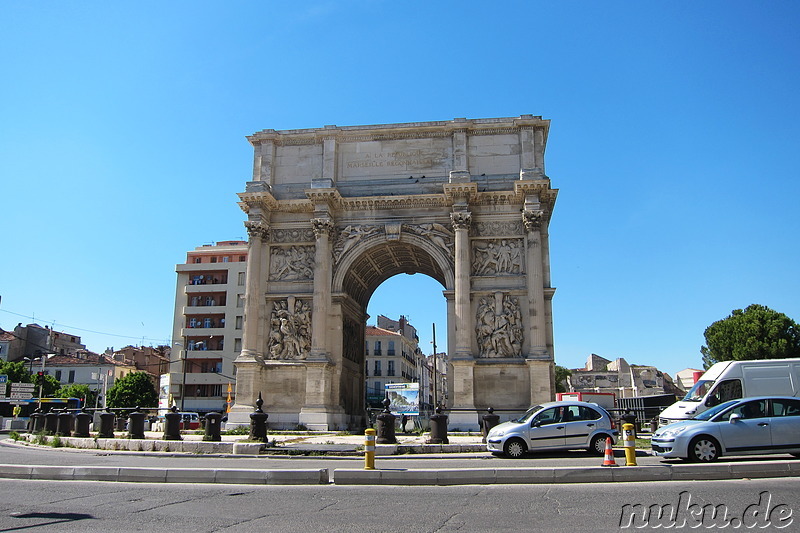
left=364, top=428, right=376, bottom=470
left=622, top=423, right=637, bottom=466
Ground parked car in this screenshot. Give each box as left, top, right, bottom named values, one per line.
left=651, top=396, right=800, bottom=462
left=486, top=400, right=618, bottom=458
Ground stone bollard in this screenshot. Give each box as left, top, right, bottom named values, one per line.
left=249, top=392, right=269, bottom=443
left=128, top=407, right=147, bottom=439
left=163, top=406, right=183, bottom=441
left=376, top=398, right=397, bottom=444
left=44, top=412, right=58, bottom=435
left=426, top=407, right=449, bottom=444
left=72, top=410, right=92, bottom=437
left=98, top=410, right=116, bottom=438
left=31, top=411, right=45, bottom=433
left=204, top=412, right=222, bottom=442
left=481, top=407, right=500, bottom=444
left=56, top=410, right=73, bottom=436
left=115, top=415, right=128, bottom=431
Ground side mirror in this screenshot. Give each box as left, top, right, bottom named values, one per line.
left=706, top=396, right=718, bottom=407
left=729, top=413, right=741, bottom=423
left=532, top=420, right=541, bottom=428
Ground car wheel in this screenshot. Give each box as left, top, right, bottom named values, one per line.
left=688, top=436, right=720, bottom=462
left=589, top=435, right=609, bottom=456
left=503, top=438, right=527, bottom=458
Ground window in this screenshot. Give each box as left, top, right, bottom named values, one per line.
left=204, top=318, right=212, bottom=328
left=189, top=318, right=198, bottom=328
left=238, top=272, right=246, bottom=286
left=772, top=399, right=800, bottom=417
left=374, top=360, right=382, bottom=376
left=387, top=360, right=395, bottom=376
left=211, top=257, right=217, bottom=263
left=68, top=370, right=75, bottom=383
left=707, top=379, right=743, bottom=407
left=388, top=341, right=395, bottom=356
left=236, top=294, right=244, bottom=308
left=239, top=255, right=246, bottom=262
left=223, top=256, right=230, bottom=262
left=194, top=257, right=201, bottom=263
left=235, top=316, right=243, bottom=330
left=234, top=338, right=242, bottom=352
left=55, top=370, right=62, bottom=381
left=374, top=341, right=382, bottom=356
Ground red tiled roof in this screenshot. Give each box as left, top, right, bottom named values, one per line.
left=365, top=326, right=401, bottom=336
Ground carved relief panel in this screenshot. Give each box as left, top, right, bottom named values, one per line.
left=475, top=292, right=523, bottom=358
left=266, top=296, right=312, bottom=360
left=472, top=238, right=524, bottom=276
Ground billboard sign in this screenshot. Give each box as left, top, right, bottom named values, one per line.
left=158, top=374, right=171, bottom=411
left=385, top=382, right=419, bottom=415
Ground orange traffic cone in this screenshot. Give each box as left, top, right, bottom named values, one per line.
left=602, top=437, right=618, bottom=467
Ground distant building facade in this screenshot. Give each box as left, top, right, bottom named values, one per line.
left=364, top=315, right=425, bottom=409
left=45, top=350, right=136, bottom=406
left=4, top=323, right=86, bottom=362
left=169, top=240, right=248, bottom=413
left=109, top=345, right=170, bottom=388
left=566, top=354, right=683, bottom=399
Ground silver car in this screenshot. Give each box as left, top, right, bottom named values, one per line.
left=651, top=396, right=800, bottom=462
left=487, top=400, right=618, bottom=458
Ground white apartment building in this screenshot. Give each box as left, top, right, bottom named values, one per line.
left=365, top=315, right=427, bottom=409
left=169, top=240, right=248, bottom=414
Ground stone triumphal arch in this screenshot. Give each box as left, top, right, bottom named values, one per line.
left=228, top=116, right=558, bottom=430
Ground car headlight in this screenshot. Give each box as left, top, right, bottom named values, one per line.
left=659, top=426, right=690, bottom=439
left=489, top=429, right=505, bottom=438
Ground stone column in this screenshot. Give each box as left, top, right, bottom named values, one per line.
left=523, top=207, right=549, bottom=359
left=451, top=211, right=472, bottom=359
left=310, top=217, right=334, bottom=360
left=239, top=218, right=269, bottom=361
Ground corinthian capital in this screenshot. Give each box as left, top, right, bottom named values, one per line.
left=311, top=217, right=334, bottom=239
left=522, top=210, right=544, bottom=232
left=450, top=211, right=472, bottom=231
left=244, top=220, right=270, bottom=240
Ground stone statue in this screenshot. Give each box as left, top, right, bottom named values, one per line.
left=334, top=225, right=381, bottom=261
left=403, top=223, right=454, bottom=255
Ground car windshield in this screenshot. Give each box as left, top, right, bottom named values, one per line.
left=515, top=405, right=543, bottom=423
left=693, top=400, right=738, bottom=420
left=683, top=379, right=714, bottom=402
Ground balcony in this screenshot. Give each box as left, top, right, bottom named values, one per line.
left=180, top=327, right=224, bottom=337
left=183, top=305, right=226, bottom=315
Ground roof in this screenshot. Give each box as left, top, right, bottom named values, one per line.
left=0, top=331, right=15, bottom=342
left=365, top=326, right=401, bottom=337
left=46, top=353, right=133, bottom=367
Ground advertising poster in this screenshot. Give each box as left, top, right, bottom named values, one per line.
left=385, top=382, right=419, bottom=415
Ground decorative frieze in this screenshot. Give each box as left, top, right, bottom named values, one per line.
left=475, top=292, right=523, bottom=359
left=269, top=245, right=315, bottom=281
left=473, top=220, right=524, bottom=237
left=271, top=228, right=315, bottom=243
left=472, top=238, right=524, bottom=276
left=266, top=297, right=312, bottom=360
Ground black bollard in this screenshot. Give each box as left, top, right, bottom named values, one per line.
left=163, top=406, right=183, bottom=441
left=427, top=407, right=449, bottom=444
left=31, top=411, right=44, bottom=433
left=481, top=407, right=500, bottom=444
left=204, top=412, right=222, bottom=442
left=98, top=410, right=116, bottom=438
left=376, top=398, right=397, bottom=444
left=128, top=407, right=147, bottom=439
left=249, top=393, right=269, bottom=443
left=72, top=410, right=92, bottom=437
left=56, top=411, right=73, bottom=436
left=44, top=412, right=58, bottom=435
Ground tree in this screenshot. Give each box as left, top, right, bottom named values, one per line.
left=0, top=361, right=34, bottom=383
left=56, top=383, right=97, bottom=407
left=554, top=364, right=572, bottom=394
left=105, top=372, right=158, bottom=409
left=701, top=304, right=800, bottom=368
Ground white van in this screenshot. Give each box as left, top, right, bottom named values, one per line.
left=659, top=358, right=800, bottom=425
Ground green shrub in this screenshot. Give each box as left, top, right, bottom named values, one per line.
left=224, top=425, right=250, bottom=435
left=9, top=431, right=20, bottom=441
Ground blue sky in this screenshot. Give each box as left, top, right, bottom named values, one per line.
left=1, top=2, right=798, bottom=378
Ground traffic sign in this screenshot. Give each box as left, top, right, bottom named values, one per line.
left=10, top=392, right=33, bottom=399
left=10, top=382, right=36, bottom=390
left=0, top=374, right=8, bottom=384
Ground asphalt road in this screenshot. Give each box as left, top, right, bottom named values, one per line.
left=0, top=477, right=797, bottom=532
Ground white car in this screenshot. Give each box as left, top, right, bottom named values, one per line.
left=487, top=400, right=618, bottom=458
left=652, top=396, right=800, bottom=462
